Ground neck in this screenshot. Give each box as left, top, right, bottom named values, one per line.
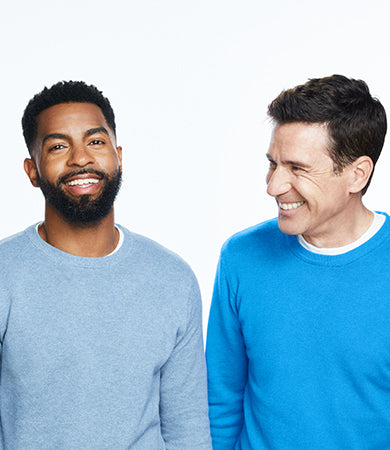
left=303, top=201, right=374, bottom=248
left=38, top=204, right=119, bottom=257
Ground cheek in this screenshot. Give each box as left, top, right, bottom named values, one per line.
left=96, top=154, right=121, bottom=171
left=38, top=160, right=65, bottom=181
left=295, top=175, right=326, bottom=195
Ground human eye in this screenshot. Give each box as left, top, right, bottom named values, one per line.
left=48, top=143, right=66, bottom=152
left=89, top=137, right=105, bottom=145
left=290, top=164, right=305, bottom=173
left=266, top=160, right=276, bottom=181
left=267, top=158, right=277, bottom=170
left=88, top=139, right=105, bottom=148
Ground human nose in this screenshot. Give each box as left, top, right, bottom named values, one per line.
left=66, top=143, right=94, bottom=167
left=266, top=166, right=291, bottom=197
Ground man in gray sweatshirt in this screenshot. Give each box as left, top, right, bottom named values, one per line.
left=0, top=81, right=211, bottom=449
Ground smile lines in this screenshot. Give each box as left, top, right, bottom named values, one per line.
left=278, top=201, right=305, bottom=210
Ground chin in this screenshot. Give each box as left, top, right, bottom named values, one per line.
left=277, top=218, right=304, bottom=236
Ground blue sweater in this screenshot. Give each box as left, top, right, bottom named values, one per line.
left=206, top=213, right=390, bottom=449
left=0, top=225, right=211, bottom=449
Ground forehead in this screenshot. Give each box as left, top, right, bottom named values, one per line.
left=36, top=102, right=109, bottom=136
left=269, top=122, right=332, bottom=162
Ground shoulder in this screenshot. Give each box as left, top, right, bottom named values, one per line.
left=221, top=218, right=283, bottom=258
left=0, top=226, right=33, bottom=260
left=118, top=225, right=198, bottom=284
left=0, top=227, right=36, bottom=339
left=216, top=218, right=292, bottom=279
left=117, top=226, right=201, bottom=319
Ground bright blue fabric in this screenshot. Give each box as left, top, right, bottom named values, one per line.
left=206, top=213, right=390, bottom=449
left=0, top=224, right=211, bottom=449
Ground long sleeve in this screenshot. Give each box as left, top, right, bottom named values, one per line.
left=0, top=279, right=11, bottom=450
left=206, top=256, right=248, bottom=449
left=160, top=277, right=212, bottom=449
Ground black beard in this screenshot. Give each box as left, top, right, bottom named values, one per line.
left=37, top=168, right=122, bottom=226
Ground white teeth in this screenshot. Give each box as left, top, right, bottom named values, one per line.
left=66, top=178, right=99, bottom=186
left=279, top=201, right=304, bottom=210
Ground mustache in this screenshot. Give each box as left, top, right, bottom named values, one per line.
left=58, top=169, right=107, bottom=185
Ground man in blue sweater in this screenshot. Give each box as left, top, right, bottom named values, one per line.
left=0, top=81, right=211, bottom=448
left=206, top=75, right=390, bottom=448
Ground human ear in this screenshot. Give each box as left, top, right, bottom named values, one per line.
left=24, top=158, right=40, bottom=187
left=349, top=156, right=374, bottom=194
left=117, top=146, right=123, bottom=170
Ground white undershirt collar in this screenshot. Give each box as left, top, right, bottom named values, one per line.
left=297, top=212, right=385, bottom=255
left=35, top=223, right=124, bottom=257
left=107, top=226, right=124, bottom=256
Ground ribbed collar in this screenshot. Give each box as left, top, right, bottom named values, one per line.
left=285, top=212, right=390, bottom=267
left=25, top=223, right=132, bottom=269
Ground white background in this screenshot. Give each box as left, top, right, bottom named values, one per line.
left=1, top=1, right=389, bottom=334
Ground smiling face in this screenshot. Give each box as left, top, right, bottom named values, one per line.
left=266, top=122, right=361, bottom=246
left=24, top=102, right=122, bottom=224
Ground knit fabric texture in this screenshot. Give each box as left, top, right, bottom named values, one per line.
left=0, top=224, right=211, bottom=449
left=206, top=213, right=390, bottom=449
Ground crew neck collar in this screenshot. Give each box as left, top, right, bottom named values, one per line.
left=286, top=212, right=390, bottom=266
left=26, top=223, right=130, bottom=268
left=297, top=212, right=385, bottom=255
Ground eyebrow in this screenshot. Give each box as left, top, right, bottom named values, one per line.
left=283, top=159, right=311, bottom=169
left=41, top=127, right=110, bottom=147
left=41, top=133, right=69, bottom=147
left=84, top=127, right=110, bottom=138
left=266, top=153, right=311, bottom=168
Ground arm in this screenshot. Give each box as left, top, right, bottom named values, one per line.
left=0, top=284, right=9, bottom=443
left=159, top=276, right=212, bottom=449
left=206, top=257, right=248, bottom=449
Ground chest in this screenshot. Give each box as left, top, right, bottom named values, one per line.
left=237, top=266, right=390, bottom=384
left=2, top=270, right=181, bottom=385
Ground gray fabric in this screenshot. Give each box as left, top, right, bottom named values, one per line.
left=0, top=224, right=211, bottom=449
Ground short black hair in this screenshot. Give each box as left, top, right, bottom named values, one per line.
left=22, top=80, right=116, bottom=156
left=268, top=74, right=387, bottom=195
